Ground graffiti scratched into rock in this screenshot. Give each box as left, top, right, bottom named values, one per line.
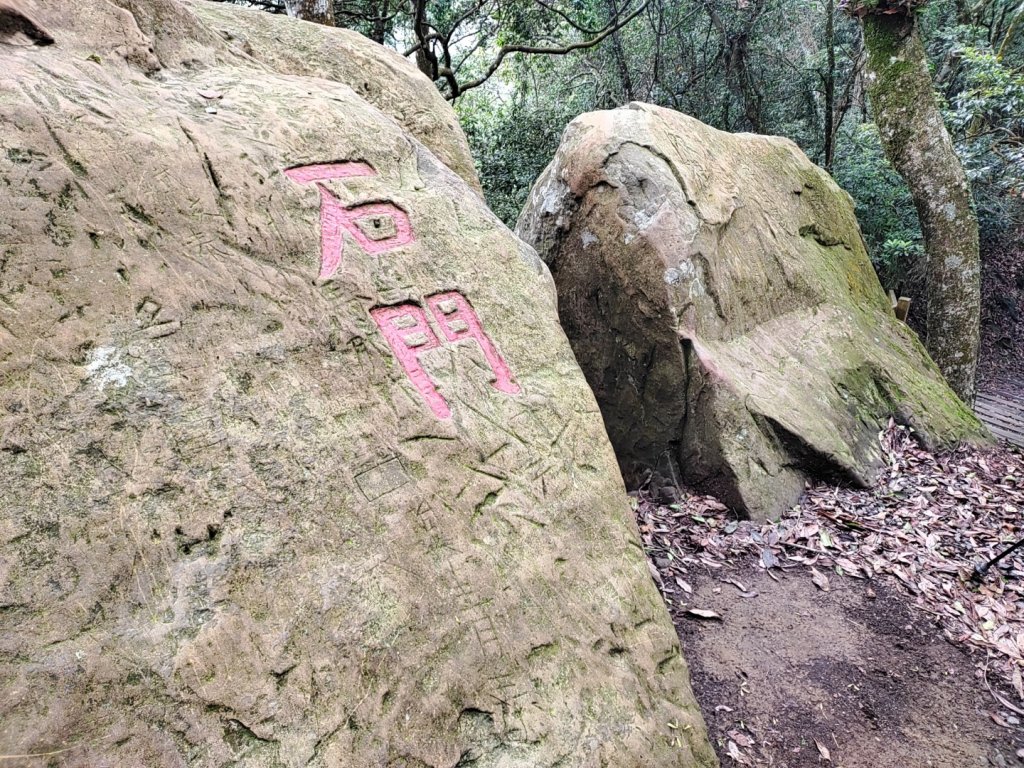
left=284, top=161, right=414, bottom=280
left=354, top=457, right=411, bottom=501
left=371, top=292, right=520, bottom=420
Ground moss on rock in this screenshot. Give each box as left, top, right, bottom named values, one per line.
left=0, top=8, right=713, bottom=767
left=517, top=103, right=987, bottom=521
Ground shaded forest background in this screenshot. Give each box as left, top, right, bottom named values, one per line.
left=226, top=0, right=1022, bottom=373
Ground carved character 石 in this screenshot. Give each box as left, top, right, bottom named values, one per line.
left=284, top=162, right=414, bottom=279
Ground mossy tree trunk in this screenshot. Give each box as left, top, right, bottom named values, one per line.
left=283, top=0, right=335, bottom=25
left=859, top=9, right=980, bottom=403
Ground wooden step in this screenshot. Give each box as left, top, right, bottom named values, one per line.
left=975, top=389, right=1024, bottom=447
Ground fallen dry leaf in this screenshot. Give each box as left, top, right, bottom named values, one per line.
left=686, top=608, right=723, bottom=620
left=728, top=729, right=755, bottom=748
left=815, top=738, right=831, bottom=761
left=811, top=567, right=831, bottom=592
left=634, top=424, right=1024, bottom=709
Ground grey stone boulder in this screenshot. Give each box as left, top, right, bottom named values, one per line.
left=0, top=8, right=714, bottom=766
left=517, top=103, right=986, bottom=520
left=187, top=0, right=483, bottom=194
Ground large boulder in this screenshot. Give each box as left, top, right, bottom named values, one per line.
left=517, top=103, right=986, bottom=520
left=0, top=8, right=714, bottom=767
left=187, top=0, right=483, bottom=194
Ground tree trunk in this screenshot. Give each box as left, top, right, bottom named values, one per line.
left=411, top=0, right=435, bottom=80
left=860, top=10, right=980, bottom=403
left=606, top=0, right=635, bottom=101
left=823, top=0, right=836, bottom=171
left=284, top=0, right=335, bottom=25
left=370, top=0, right=389, bottom=44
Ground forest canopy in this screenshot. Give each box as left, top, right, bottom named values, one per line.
left=223, top=0, right=1022, bottom=289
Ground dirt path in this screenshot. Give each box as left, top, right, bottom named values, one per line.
left=675, top=568, right=1022, bottom=767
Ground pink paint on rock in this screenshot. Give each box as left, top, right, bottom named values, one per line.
left=313, top=185, right=348, bottom=280
left=283, top=162, right=376, bottom=185
left=372, top=293, right=521, bottom=420
left=427, top=292, right=521, bottom=395
left=284, top=162, right=414, bottom=279
left=371, top=303, right=451, bottom=419
left=337, top=202, right=414, bottom=254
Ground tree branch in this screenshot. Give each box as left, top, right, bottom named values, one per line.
left=449, top=0, right=650, bottom=98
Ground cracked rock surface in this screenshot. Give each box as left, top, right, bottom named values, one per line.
left=0, top=8, right=714, bottom=767
left=516, top=103, right=986, bottom=520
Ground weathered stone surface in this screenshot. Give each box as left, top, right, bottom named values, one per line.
left=188, top=0, right=483, bottom=194
left=0, top=0, right=53, bottom=45
left=0, top=10, right=714, bottom=768
left=517, top=103, right=986, bottom=520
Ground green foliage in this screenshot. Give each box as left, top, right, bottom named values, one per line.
left=920, top=2, right=1024, bottom=234
left=832, top=123, right=922, bottom=273
left=457, top=74, right=586, bottom=225
left=947, top=45, right=1024, bottom=210
left=454, top=0, right=869, bottom=225
left=876, top=237, right=926, bottom=292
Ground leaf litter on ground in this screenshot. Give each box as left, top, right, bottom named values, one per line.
left=634, top=422, right=1024, bottom=764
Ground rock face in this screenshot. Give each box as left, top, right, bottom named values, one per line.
left=188, top=0, right=483, bottom=194
left=517, top=103, right=986, bottom=520
left=0, top=9, right=714, bottom=768
left=0, top=0, right=53, bottom=45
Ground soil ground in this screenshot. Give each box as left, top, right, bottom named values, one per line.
left=674, top=567, right=1023, bottom=767
left=653, top=226, right=1024, bottom=765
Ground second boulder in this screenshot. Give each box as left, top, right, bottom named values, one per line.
left=517, top=103, right=985, bottom=519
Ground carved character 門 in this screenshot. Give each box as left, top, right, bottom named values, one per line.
left=371, top=293, right=520, bottom=419
left=370, top=302, right=450, bottom=418
left=426, top=292, right=519, bottom=396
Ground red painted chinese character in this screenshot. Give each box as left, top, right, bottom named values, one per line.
left=371, top=293, right=520, bottom=420
left=284, top=162, right=414, bottom=280
left=426, top=292, right=520, bottom=396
